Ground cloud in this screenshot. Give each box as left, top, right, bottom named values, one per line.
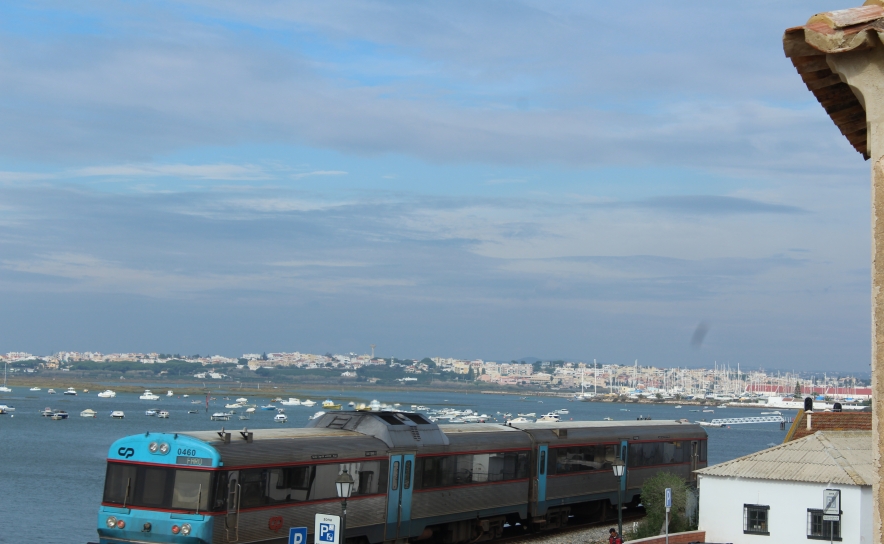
left=631, top=195, right=808, bottom=215
left=291, top=170, right=348, bottom=180
left=71, top=163, right=272, bottom=180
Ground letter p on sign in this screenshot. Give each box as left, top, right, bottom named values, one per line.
left=289, top=527, right=307, bottom=544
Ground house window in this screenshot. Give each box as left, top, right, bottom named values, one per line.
left=807, top=509, right=841, bottom=541
left=743, top=504, right=770, bottom=535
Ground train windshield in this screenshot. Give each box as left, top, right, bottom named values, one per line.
left=103, top=462, right=219, bottom=512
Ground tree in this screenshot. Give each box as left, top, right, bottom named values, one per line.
left=794, top=381, right=802, bottom=397
left=631, top=472, right=692, bottom=538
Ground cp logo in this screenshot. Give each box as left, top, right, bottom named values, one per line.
left=118, top=447, right=135, bottom=459
left=268, top=516, right=283, bottom=532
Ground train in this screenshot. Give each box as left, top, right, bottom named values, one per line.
left=93, top=411, right=707, bottom=544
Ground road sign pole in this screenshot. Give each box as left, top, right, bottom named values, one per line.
left=664, top=487, right=672, bottom=544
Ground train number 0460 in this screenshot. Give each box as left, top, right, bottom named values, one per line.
left=177, top=448, right=197, bottom=457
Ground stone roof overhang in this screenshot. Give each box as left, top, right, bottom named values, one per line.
left=782, top=2, right=884, bottom=159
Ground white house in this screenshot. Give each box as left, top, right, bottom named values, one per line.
left=697, top=430, right=872, bottom=543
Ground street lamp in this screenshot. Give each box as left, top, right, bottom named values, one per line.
left=336, top=469, right=355, bottom=544
left=612, top=458, right=626, bottom=539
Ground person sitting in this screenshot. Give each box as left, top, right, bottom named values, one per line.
left=608, top=528, right=623, bottom=544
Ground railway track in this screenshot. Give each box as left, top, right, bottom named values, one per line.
left=495, top=509, right=646, bottom=544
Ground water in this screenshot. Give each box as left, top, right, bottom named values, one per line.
left=0, top=388, right=795, bottom=543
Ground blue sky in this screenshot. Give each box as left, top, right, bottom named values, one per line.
left=0, top=1, right=872, bottom=370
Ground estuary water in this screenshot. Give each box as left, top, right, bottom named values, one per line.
left=0, top=387, right=795, bottom=543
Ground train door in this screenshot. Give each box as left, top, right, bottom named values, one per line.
left=385, top=453, right=415, bottom=542
left=225, top=470, right=241, bottom=542
left=532, top=444, right=548, bottom=516
left=619, top=440, right=629, bottom=497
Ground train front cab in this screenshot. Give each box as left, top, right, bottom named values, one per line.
left=97, top=432, right=221, bottom=544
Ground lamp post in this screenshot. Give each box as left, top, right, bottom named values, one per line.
left=335, top=469, right=355, bottom=544
left=612, top=458, right=626, bottom=539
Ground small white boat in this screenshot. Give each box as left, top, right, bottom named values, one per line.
left=309, top=410, right=326, bottom=420
left=536, top=413, right=561, bottom=423
left=603, top=417, right=614, bottom=421
left=245, top=407, right=256, bottom=414
left=50, top=411, right=69, bottom=420
left=301, top=399, right=316, bottom=407
left=702, top=409, right=715, bottom=413
left=145, top=409, right=158, bottom=416
left=557, top=409, right=569, bottom=415
left=111, top=411, right=125, bottom=419
left=0, top=404, right=15, bottom=412
left=80, top=409, right=97, bottom=418
left=157, top=410, right=170, bottom=418
left=236, top=397, right=248, bottom=403
left=274, top=413, right=288, bottom=423
left=280, top=398, right=301, bottom=406
left=260, top=404, right=277, bottom=411
left=29, top=387, right=41, bottom=391
left=348, top=401, right=355, bottom=407
left=211, top=412, right=231, bottom=421
left=674, top=405, right=682, bottom=408
left=97, top=390, right=116, bottom=398
left=225, top=403, right=243, bottom=409
left=47, top=389, right=56, bottom=394
left=139, top=390, right=160, bottom=401
left=416, top=405, right=428, bottom=411
left=166, top=390, right=174, bottom=397
left=517, top=412, right=536, bottom=418
left=506, top=417, right=532, bottom=423
left=63, top=387, right=77, bottom=396
left=41, top=407, right=53, bottom=416
left=183, top=394, right=190, bottom=398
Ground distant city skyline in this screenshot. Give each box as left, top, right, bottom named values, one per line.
left=0, top=1, right=871, bottom=371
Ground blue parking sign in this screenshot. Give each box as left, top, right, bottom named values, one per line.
left=314, top=513, right=341, bottom=544
left=289, top=527, right=307, bottom=544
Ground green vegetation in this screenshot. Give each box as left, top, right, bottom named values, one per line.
left=629, top=472, right=693, bottom=540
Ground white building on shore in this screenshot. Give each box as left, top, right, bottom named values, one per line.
left=697, top=430, right=872, bottom=543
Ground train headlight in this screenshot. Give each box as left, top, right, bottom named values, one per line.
left=181, top=523, right=192, bottom=535
left=148, top=442, right=159, bottom=453
left=106, top=516, right=117, bottom=528
left=159, top=442, right=170, bottom=455
left=171, top=525, right=180, bottom=534
left=116, top=520, right=126, bottom=529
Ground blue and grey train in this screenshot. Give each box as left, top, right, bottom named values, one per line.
left=94, top=411, right=707, bottom=544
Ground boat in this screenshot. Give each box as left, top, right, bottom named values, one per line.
left=111, top=411, right=125, bottom=419
left=322, top=399, right=342, bottom=410
left=145, top=409, right=158, bottom=416
left=236, top=397, right=248, bottom=403
left=187, top=410, right=199, bottom=414
left=348, top=401, right=355, bottom=407
left=260, top=404, right=277, bottom=411
left=280, top=398, right=301, bottom=406
left=760, top=411, right=782, bottom=415
left=239, top=412, right=250, bottom=420
left=689, top=409, right=700, bottom=412
left=83, top=389, right=89, bottom=393
left=603, top=417, right=614, bottom=421
left=63, top=387, right=77, bottom=396
left=517, top=412, right=536, bottom=418
left=0, top=404, right=15, bottom=412
left=97, top=390, right=116, bottom=398
left=29, top=387, right=41, bottom=391
left=80, top=409, right=97, bottom=418
left=301, top=399, right=316, bottom=407
left=50, top=410, right=69, bottom=420
left=245, top=407, right=256, bottom=414
left=157, top=410, right=170, bottom=418
left=166, top=390, right=174, bottom=397
left=674, top=405, right=683, bottom=409
left=557, top=409, right=569, bottom=415
left=308, top=410, right=326, bottom=420
left=41, top=407, right=53, bottom=416
left=276, top=408, right=285, bottom=413
left=506, top=417, right=532, bottom=423
left=225, top=403, right=243, bottom=409
left=702, top=409, right=715, bottom=413
left=211, top=412, right=231, bottom=421
left=139, top=390, right=160, bottom=401
left=47, top=389, right=56, bottom=394
left=0, top=362, right=11, bottom=392
left=536, top=413, right=561, bottom=423
left=274, top=413, right=287, bottom=423
left=183, top=394, right=190, bottom=398
left=416, top=405, right=428, bottom=411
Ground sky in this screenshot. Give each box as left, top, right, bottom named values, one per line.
left=0, top=1, right=873, bottom=371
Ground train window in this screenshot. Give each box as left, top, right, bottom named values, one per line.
left=379, top=414, right=406, bottom=426
left=540, top=451, right=546, bottom=475
left=391, top=461, right=400, bottom=490
left=404, top=461, right=412, bottom=489
left=103, top=463, right=219, bottom=512
left=699, top=440, right=707, bottom=462
left=239, top=469, right=269, bottom=508
left=549, top=445, right=618, bottom=474
left=171, top=470, right=212, bottom=511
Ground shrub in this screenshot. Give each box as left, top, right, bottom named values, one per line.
left=628, top=472, right=690, bottom=540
